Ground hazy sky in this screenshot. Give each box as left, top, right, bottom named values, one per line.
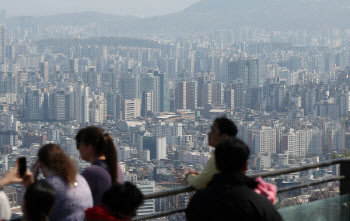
left=1, top=0, right=200, bottom=18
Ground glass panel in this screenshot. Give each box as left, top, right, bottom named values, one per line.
left=278, top=194, right=349, bottom=221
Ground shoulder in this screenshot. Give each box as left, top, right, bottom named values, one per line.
left=206, top=155, right=216, bottom=168
left=76, top=174, right=92, bottom=189
left=0, top=191, right=11, bottom=220
left=46, top=175, right=63, bottom=182
left=227, top=186, right=282, bottom=220
left=251, top=192, right=283, bottom=220
left=45, top=175, right=65, bottom=189
left=189, top=179, right=282, bottom=220
left=82, top=165, right=110, bottom=178
left=76, top=174, right=88, bottom=183
left=85, top=205, right=120, bottom=221
left=81, top=165, right=112, bottom=188
left=83, top=165, right=109, bottom=174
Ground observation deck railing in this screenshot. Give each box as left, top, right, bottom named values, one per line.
left=133, top=157, right=350, bottom=221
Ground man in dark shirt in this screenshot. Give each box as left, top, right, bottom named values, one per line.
left=186, top=137, right=283, bottom=221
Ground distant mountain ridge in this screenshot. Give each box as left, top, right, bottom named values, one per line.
left=34, top=11, right=141, bottom=26
left=8, top=11, right=140, bottom=27
left=143, top=0, right=350, bottom=31
left=8, top=0, right=350, bottom=32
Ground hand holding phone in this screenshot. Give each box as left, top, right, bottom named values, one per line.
left=18, top=157, right=26, bottom=178
left=0, top=158, right=26, bottom=186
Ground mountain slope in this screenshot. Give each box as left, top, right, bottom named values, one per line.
left=8, top=0, right=350, bottom=33
left=141, top=0, right=350, bottom=31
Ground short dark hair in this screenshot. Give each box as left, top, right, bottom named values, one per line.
left=215, top=137, right=250, bottom=173
left=25, top=180, right=56, bottom=221
left=102, top=182, right=144, bottom=217
left=214, top=117, right=238, bottom=137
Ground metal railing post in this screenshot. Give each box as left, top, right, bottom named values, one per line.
left=340, top=161, right=350, bottom=221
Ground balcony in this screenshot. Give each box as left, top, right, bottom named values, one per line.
left=132, top=158, right=350, bottom=221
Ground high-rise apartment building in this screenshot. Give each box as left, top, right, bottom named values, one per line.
left=69, top=59, right=79, bottom=74
left=27, top=90, right=43, bottom=121
left=327, top=125, right=345, bottom=152
left=187, top=81, right=198, bottom=110
left=254, top=127, right=276, bottom=155
left=175, top=81, right=197, bottom=110
left=82, top=68, right=101, bottom=88
left=143, top=149, right=151, bottom=162
left=227, top=58, right=259, bottom=89
left=0, top=25, right=4, bottom=63
left=74, top=85, right=90, bottom=123
left=62, top=138, right=79, bottom=160
left=283, top=128, right=323, bottom=157
left=308, top=129, right=323, bottom=156
left=231, top=80, right=245, bottom=108
left=212, top=82, right=224, bottom=106
left=156, top=137, right=167, bottom=160
left=39, top=62, right=49, bottom=81
left=3, top=114, right=18, bottom=132
left=175, top=82, right=187, bottom=110
left=65, top=91, right=75, bottom=121
left=143, top=136, right=157, bottom=160
left=197, top=76, right=207, bottom=107
left=51, top=90, right=66, bottom=121
left=90, top=97, right=107, bottom=124
left=154, top=71, right=170, bottom=112
left=204, top=82, right=213, bottom=106
left=123, top=99, right=141, bottom=121
left=140, top=73, right=159, bottom=112
left=120, top=74, right=140, bottom=100
left=339, top=91, right=350, bottom=117
left=48, top=129, right=60, bottom=143
left=247, top=87, right=263, bottom=110
left=141, top=91, right=155, bottom=117
left=302, top=88, right=316, bottom=115
left=225, top=89, right=235, bottom=110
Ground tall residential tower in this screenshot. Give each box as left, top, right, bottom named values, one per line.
left=0, top=25, right=4, bottom=63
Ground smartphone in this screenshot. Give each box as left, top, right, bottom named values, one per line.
left=18, top=157, right=26, bottom=178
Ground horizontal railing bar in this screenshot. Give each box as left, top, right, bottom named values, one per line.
left=254, top=157, right=350, bottom=178
left=133, top=208, right=186, bottom=221
left=277, top=176, right=345, bottom=193
left=144, top=186, right=194, bottom=200
left=133, top=176, right=347, bottom=221
left=142, top=158, right=350, bottom=200
left=11, top=159, right=350, bottom=221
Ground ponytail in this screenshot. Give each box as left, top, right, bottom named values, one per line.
left=103, top=133, right=118, bottom=183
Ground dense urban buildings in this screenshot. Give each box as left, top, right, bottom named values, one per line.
left=0, top=2, right=349, bottom=219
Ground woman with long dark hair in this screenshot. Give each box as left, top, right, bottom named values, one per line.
left=76, top=126, right=124, bottom=206
left=32, top=144, right=93, bottom=221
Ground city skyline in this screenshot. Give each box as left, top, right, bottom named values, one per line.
left=0, top=1, right=349, bottom=219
